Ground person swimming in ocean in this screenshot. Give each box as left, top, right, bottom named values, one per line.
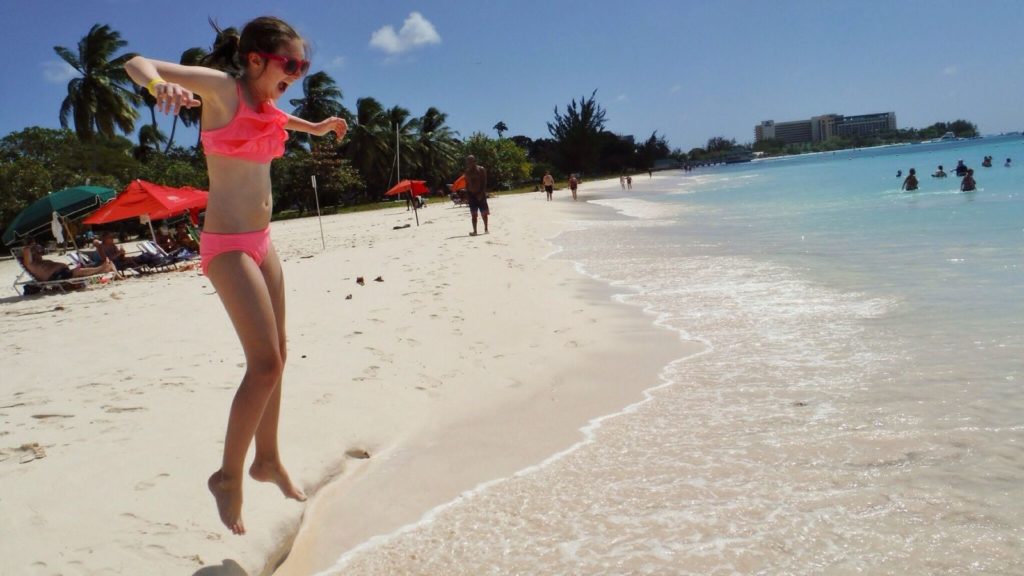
left=954, top=160, right=968, bottom=177
left=932, top=165, right=947, bottom=178
left=901, top=168, right=919, bottom=191
left=961, top=168, right=977, bottom=192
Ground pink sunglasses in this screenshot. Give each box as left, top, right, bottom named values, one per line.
left=256, top=52, right=310, bottom=76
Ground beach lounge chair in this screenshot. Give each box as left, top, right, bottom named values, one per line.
left=10, top=248, right=115, bottom=296
left=138, top=240, right=198, bottom=271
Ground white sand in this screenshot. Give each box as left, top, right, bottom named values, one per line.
left=0, top=188, right=690, bottom=575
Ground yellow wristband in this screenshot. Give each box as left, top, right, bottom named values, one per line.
left=145, top=78, right=166, bottom=96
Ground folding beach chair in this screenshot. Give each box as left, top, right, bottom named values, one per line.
left=138, top=240, right=199, bottom=271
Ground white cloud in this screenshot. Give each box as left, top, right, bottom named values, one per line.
left=369, top=12, right=441, bottom=55
left=615, top=94, right=628, bottom=102
left=325, top=56, right=346, bottom=70
left=42, top=60, right=78, bottom=83
left=942, top=65, right=958, bottom=76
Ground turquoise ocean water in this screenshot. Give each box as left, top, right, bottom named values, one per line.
left=320, top=136, right=1023, bottom=575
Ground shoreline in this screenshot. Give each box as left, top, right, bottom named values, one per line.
left=272, top=183, right=697, bottom=575
left=0, top=180, right=695, bottom=576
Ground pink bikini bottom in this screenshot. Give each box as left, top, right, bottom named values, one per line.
left=200, top=227, right=271, bottom=275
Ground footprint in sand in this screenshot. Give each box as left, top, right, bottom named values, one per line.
left=345, top=448, right=371, bottom=459
left=134, top=472, right=170, bottom=491
left=103, top=405, right=147, bottom=413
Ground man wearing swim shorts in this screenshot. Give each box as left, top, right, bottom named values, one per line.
left=542, top=170, right=554, bottom=201
left=465, top=155, right=489, bottom=235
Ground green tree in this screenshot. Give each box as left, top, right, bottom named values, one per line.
left=493, top=121, right=508, bottom=138
left=133, top=124, right=167, bottom=162
left=343, top=97, right=391, bottom=199
left=705, top=136, right=736, bottom=153
left=462, top=133, right=531, bottom=190
left=416, top=107, right=460, bottom=190
left=383, top=105, right=420, bottom=186
left=288, top=71, right=350, bottom=152
left=55, top=24, right=140, bottom=141
left=636, top=131, right=671, bottom=170
left=547, top=90, right=607, bottom=174
left=167, top=47, right=207, bottom=151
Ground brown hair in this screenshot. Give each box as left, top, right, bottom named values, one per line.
left=202, top=16, right=307, bottom=76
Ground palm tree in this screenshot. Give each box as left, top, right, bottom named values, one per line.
left=133, top=124, right=167, bottom=162
left=288, top=71, right=350, bottom=152
left=55, top=24, right=140, bottom=141
left=493, top=121, right=508, bottom=138
left=418, top=107, right=460, bottom=189
left=344, top=97, right=391, bottom=197
left=166, top=47, right=207, bottom=152
left=384, top=105, right=420, bottom=185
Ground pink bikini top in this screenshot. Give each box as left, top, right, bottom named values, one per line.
left=201, top=83, right=288, bottom=163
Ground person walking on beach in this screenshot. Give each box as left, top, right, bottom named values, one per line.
left=125, top=16, right=347, bottom=535
left=543, top=170, right=555, bottom=201
left=901, top=168, right=919, bottom=191
left=569, top=174, right=579, bottom=200
left=626, top=175, right=632, bottom=190
left=961, top=168, right=977, bottom=192
left=465, top=155, right=489, bottom=234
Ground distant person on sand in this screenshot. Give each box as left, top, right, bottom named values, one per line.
left=465, top=155, right=489, bottom=234
left=961, top=168, right=977, bottom=192
left=569, top=174, right=579, bottom=200
left=932, top=165, right=947, bottom=178
left=902, top=168, right=919, bottom=191
left=21, top=238, right=116, bottom=282
left=626, top=175, right=632, bottom=190
left=619, top=175, right=626, bottom=189
left=543, top=170, right=554, bottom=201
left=125, top=15, right=348, bottom=535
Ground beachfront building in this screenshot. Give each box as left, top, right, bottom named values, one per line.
left=756, top=112, right=897, bottom=144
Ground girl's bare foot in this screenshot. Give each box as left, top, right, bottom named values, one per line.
left=249, top=460, right=307, bottom=501
left=208, top=470, right=245, bottom=535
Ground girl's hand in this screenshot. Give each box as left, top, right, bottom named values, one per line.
left=152, top=82, right=201, bottom=116
left=316, top=117, right=348, bottom=140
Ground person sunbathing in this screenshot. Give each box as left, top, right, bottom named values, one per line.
left=94, top=231, right=139, bottom=269
left=21, top=240, right=116, bottom=283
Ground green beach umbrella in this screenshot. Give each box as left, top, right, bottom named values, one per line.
left=2, top=185, right=116, bottom=246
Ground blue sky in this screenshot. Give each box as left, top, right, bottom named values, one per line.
left=3, top=0, right=1022, bottom=152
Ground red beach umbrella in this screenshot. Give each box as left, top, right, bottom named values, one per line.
left=450, top=174, right=466, bottom=193
left=383, top=179, right=429, bottom=197
left=82, top=180, right=208, bottom=225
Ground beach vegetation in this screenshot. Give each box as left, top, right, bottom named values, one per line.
left=54, top=24, right=141, bottom=142
left=462, top=133, right=531, bottom=190
left=547, top=90, right=607, bottom=175
left=1, top=23, right=701, bottom=235
left=164, top=47, right=207, bottom=151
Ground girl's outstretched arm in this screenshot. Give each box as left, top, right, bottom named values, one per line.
left=124, top=56, right=232, bottom=116
left=284, top=114, right=348, bottom=140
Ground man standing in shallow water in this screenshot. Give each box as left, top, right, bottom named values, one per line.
left=465, top=155, right=489, bottom=235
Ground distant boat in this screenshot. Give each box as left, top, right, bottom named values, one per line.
left=937, top=131, right=957, bottom=141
